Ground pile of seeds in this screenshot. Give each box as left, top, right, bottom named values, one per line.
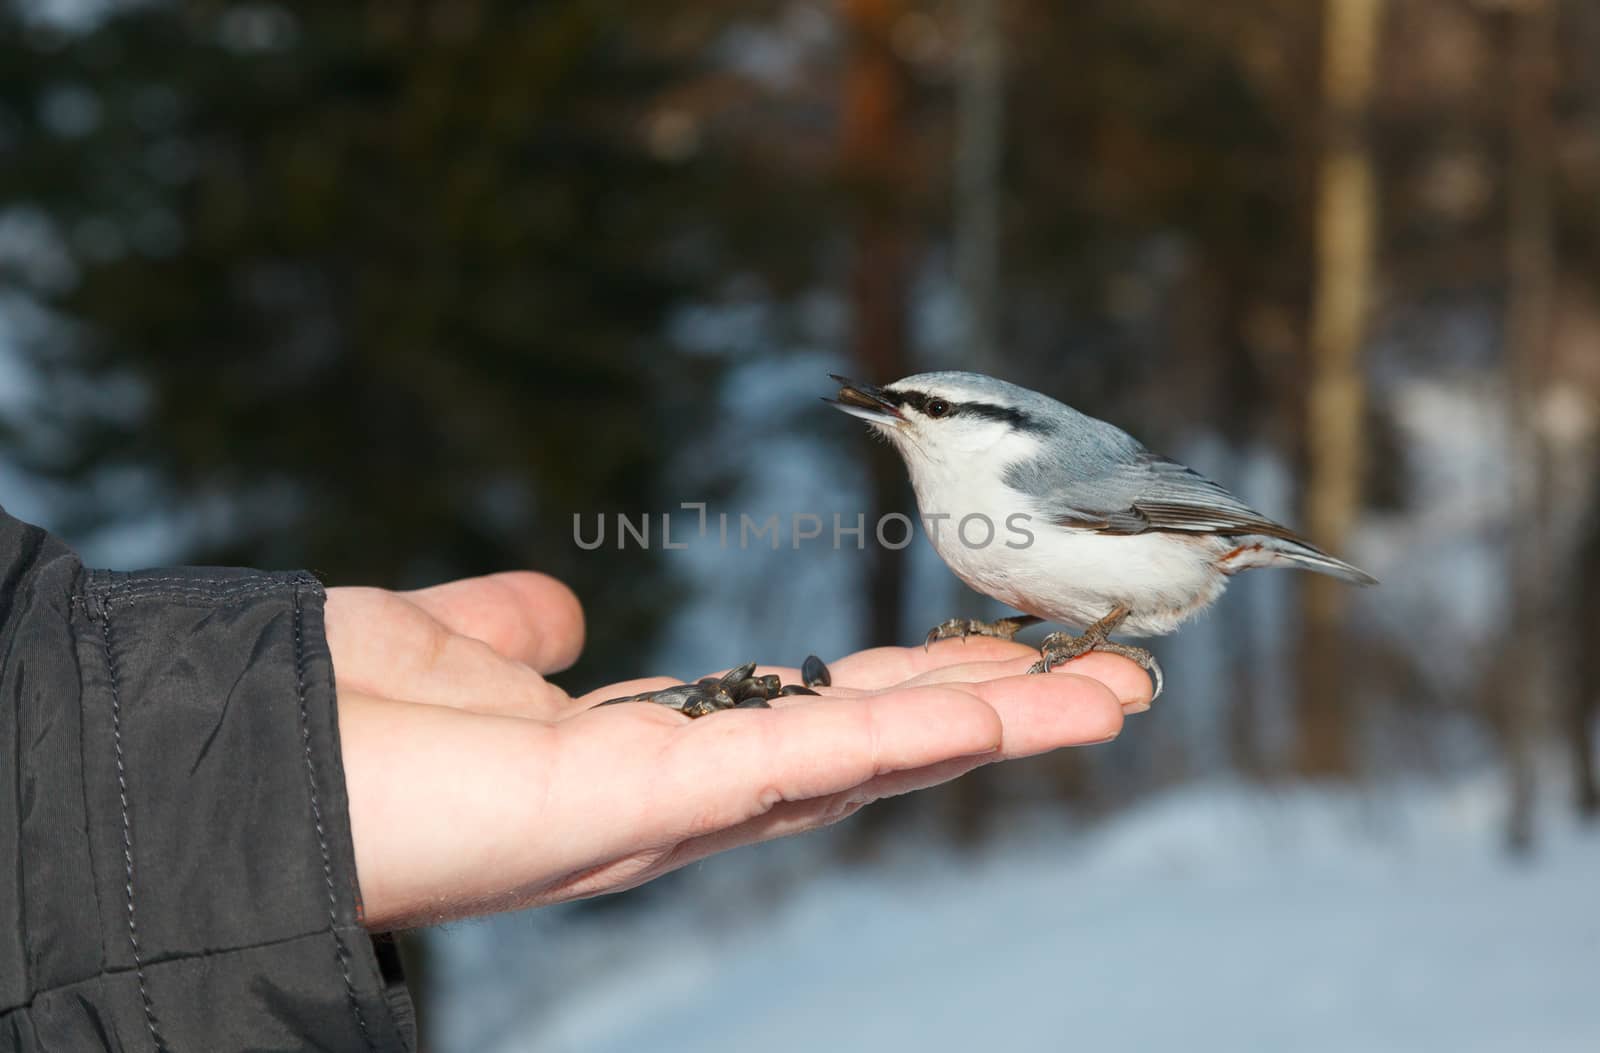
left=593, top=655, right=832, bottom=719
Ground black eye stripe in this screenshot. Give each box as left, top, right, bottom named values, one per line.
left=888, top=389, right=1047, bottom=433
left=961, top=402, right=1044, bottom=430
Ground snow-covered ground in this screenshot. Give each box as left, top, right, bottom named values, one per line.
left=432, top=776, right=1600, bottom=1053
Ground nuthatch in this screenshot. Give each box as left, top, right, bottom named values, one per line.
left=828, top=371, right=1376, bottom=699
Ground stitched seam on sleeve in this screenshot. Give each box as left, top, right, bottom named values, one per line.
left=84, top=572, right=325, bottom=607
left=101, top=599, right=170, bottom=1053
left=88, top=572, right=318, bottom=592
left=94, top=583, right=302, bottom=606
left=110, top=583, right=284, bottom=601
left=293, top=587, right=376, bottom=1052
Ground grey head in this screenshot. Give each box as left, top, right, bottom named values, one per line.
left=826, top=369, right=1145, bottom=470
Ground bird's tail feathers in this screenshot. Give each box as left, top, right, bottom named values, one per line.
left=1263, top=538, right=1378, bottom=586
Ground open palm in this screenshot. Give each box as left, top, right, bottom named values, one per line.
left=326, top=572, right=1153, bottom=930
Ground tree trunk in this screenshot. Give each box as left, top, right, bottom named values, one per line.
left=955, top=0, right=1004, bottom=372
left=1295, top=0, right=1382, bottom=777
left=1574, top=491, right=1600, bottom=821
left=839, top=0, right=918, bottom=855
left=945, top=0, right=1009, bottom=844
left=1498, top=0, right=1558, bottom=854
left=841, top=0, right=914, bottom=654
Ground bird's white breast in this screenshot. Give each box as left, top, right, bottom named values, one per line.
left=899, top=431, right=1227, bottom=636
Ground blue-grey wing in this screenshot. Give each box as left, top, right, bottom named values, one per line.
left=1010, top=448, right=1378, bottom=585
left=1025, top=453, right=1311, bottom=544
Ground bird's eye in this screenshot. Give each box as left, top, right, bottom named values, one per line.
left=926, top=398, right=951, bottom=418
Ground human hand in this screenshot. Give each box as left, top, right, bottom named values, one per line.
left=326, top=573, right=1153, bottom=930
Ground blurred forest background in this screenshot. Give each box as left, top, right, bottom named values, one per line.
left=2, top=1, right=1598, bottom=1049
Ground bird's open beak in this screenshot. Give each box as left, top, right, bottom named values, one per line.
left=825, top=374, right=904, bottom=426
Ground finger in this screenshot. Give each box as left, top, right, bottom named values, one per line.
left=647, top=673, right=1121, bottom=872
left=658, top=753, right=992, bottom=871
left=326, top=587, right=575, bottom=718
left=897, top=651, right=1155, bottom=712
left=573, top=648, right=1145, bottom=751
left=567, top=686, right=1005, bottom=853
left=745, top=646, right=1154, bottom=712
left=685, top=642, right=1032, bottom=693
left=643, top=668, right=1120, bottom=870
left=785, top=638, right=1037, bottom=691
left=404, top=571, right=585, bottom=673
left=560, top=670, right=1119, bottom=878
left=541, top=750, right=1005, bottom=903
left=742, top=670, right=1124, bottom=758
left=964, top=672, right=1124, bottom=758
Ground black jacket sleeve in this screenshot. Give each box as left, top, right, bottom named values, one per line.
left=0, top=508, right=415, bottom=1052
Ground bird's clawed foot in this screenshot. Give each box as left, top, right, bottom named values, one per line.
left=923, top=615, right=1043, bottom=651
left=1027, top=632, right=1164, bottom=700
